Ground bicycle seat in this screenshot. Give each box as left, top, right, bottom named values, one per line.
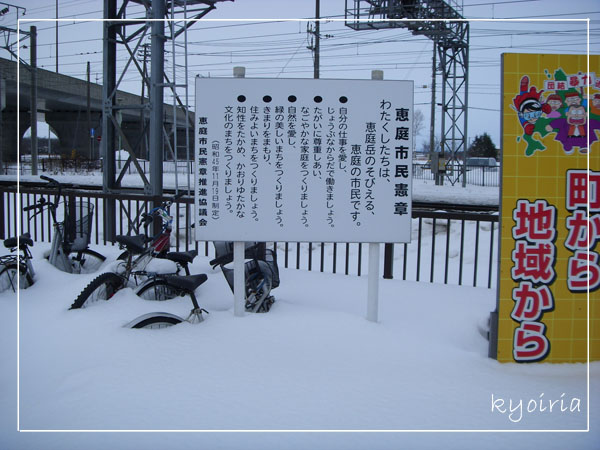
left=115, top=234, right=146, bottom=254
left=165, top=250, right=198, bottom=265
left=163, top=273, right=208, bottom=292
left=4, top=233, right=33, bottom=248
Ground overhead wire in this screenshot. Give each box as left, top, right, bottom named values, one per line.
left=18, top=0, right=597, bottom=105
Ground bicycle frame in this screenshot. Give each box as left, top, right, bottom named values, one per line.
left=26, top=176, right=103, bottom=274
left=48, top=220, right=72, bottom=273
left=27, top=179, right=75, bottom=272
left=114, top=195, right=179, bottom=285
left=44, top=178, right=82, bottom=273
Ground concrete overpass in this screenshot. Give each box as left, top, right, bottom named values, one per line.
left=0, top=57, right=193, bottom=163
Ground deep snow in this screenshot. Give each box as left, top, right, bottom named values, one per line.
left=0, top=240, right=598, bottom=450
left=1, top=175, right=598, bottom=450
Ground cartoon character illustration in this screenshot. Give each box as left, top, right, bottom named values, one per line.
left=545, top=94, right=563, bottom=118
left=512, top=76, right=551, bottom=135
left=566, top=105, right=586, bottom=137
left=545, top=103, right=600, bottom=154
left=591, top=93, right=600, bottom=116
left=563, top=91, right=582, bottom=108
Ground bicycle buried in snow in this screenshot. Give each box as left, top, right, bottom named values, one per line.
left=0, top=198, right=41, bottom=292
left=210, top=241, right=280, bottom=313
left=0, top=178, right=106, bottom=293
left=25, top=175, right=106, bottom=274
left=124, top=241, right=280, bottom=329
left=0, top=232, right=35, bottom=293
left=69, top=192, right=209, bottom=327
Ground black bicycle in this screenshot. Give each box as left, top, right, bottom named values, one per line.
left=210, top=242, right=280, bottom=313
left=0, top=233, right=35, bottom=293
left=69, top=192, right=205, bottom=311
left=124, top=273, right=210, bottom=329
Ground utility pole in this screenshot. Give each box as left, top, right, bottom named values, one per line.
left=102, top=0, right=117, bottom=241
left=314, top=0, right=320, bottom=79
left=307, top=0, right=327, bottom=80
left=149, top=0, right=165, bottom=233
left=139, top=43, right=149, bottom=161
left=30, top=25, right=38, bottom=175
left=87, top=61, right=91, bottom=159
left=0, top=79, right=4, bottom=172
left=55, top=0, right=58, bottom=72
left=430, top=42, right=442, bottom=185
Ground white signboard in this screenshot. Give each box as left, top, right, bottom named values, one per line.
left=194, top=77, right=413, bottom=243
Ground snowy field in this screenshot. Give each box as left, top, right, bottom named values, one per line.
left=1, top=175, right=598, bottom=449
left=11, top=173, right=501, bottom=207
left=0, top=242, right=598, bottom=449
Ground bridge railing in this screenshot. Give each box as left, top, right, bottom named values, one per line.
left=1, top=181, right=499, bottom=288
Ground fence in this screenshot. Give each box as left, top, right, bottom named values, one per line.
left=2, top=159, right=196, bottom=176
left=0, top=181, right=499, bottom=289
left=2, top=158, right=101, bottom=175
left=4, top=160, right=500, bottom=187
left=412, top=162, right=500, bottom=187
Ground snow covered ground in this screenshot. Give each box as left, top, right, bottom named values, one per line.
left=1, top=175, right=598, bottom=449
left=0, top=240, right=598, bottom=450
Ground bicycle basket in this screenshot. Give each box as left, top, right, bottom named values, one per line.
left=63, top=201, right=94, bottom=252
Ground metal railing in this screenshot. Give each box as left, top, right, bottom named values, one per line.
left=2, top=159, right=197, bottom=176
left=412, top=162, right=500, bottom=187
left=1, top=181, right=499, bottom=288
left=4, top=161, right=500, bottom=187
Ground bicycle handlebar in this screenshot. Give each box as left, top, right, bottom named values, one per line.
left=146, top=192, right=184, bottom=223
left=161, top=191, right=184, bottom=209
left=40, top=175, right=59, bottom=185
left=39, top=175, right=62, bottom=208
left=23, top=198, right=47, bottom=212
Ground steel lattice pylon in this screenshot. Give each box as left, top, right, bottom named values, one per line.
left=345, top=0, right=469, bottom=186
left=102, top=0, right=229, bottom=240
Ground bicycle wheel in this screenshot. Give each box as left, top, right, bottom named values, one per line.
left=125, top=312, right=184, bottom=329
left=245, top=270, right=272, bottom=312
left=70, top=249, right=106, bottom=274
left=69, top=272, right=123, bottom=309
left=136, top=279, right=179, bottom=301
left=0, top=263, right=34, bottom=293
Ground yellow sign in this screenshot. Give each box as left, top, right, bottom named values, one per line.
left=491, top=53, right=600, bottom=363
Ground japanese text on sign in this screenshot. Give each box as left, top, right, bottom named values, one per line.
left=511, top=199, right=557, bottom=362
left=195, top=78, right=414, bottom=243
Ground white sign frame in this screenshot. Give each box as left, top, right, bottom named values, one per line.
left=194, top=77, right=413, bottom=243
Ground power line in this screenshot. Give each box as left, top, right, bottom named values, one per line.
left=464, top=0, right=541, bottom=7
left=17, top=2, right=598, bottom=103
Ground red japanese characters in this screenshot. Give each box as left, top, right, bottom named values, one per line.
left=565, top=170, right=600, bottom=292
left=511, top=199, right=556, bottom=362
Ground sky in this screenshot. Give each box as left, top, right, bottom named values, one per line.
left=2, top=0, right=599, bottom=149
